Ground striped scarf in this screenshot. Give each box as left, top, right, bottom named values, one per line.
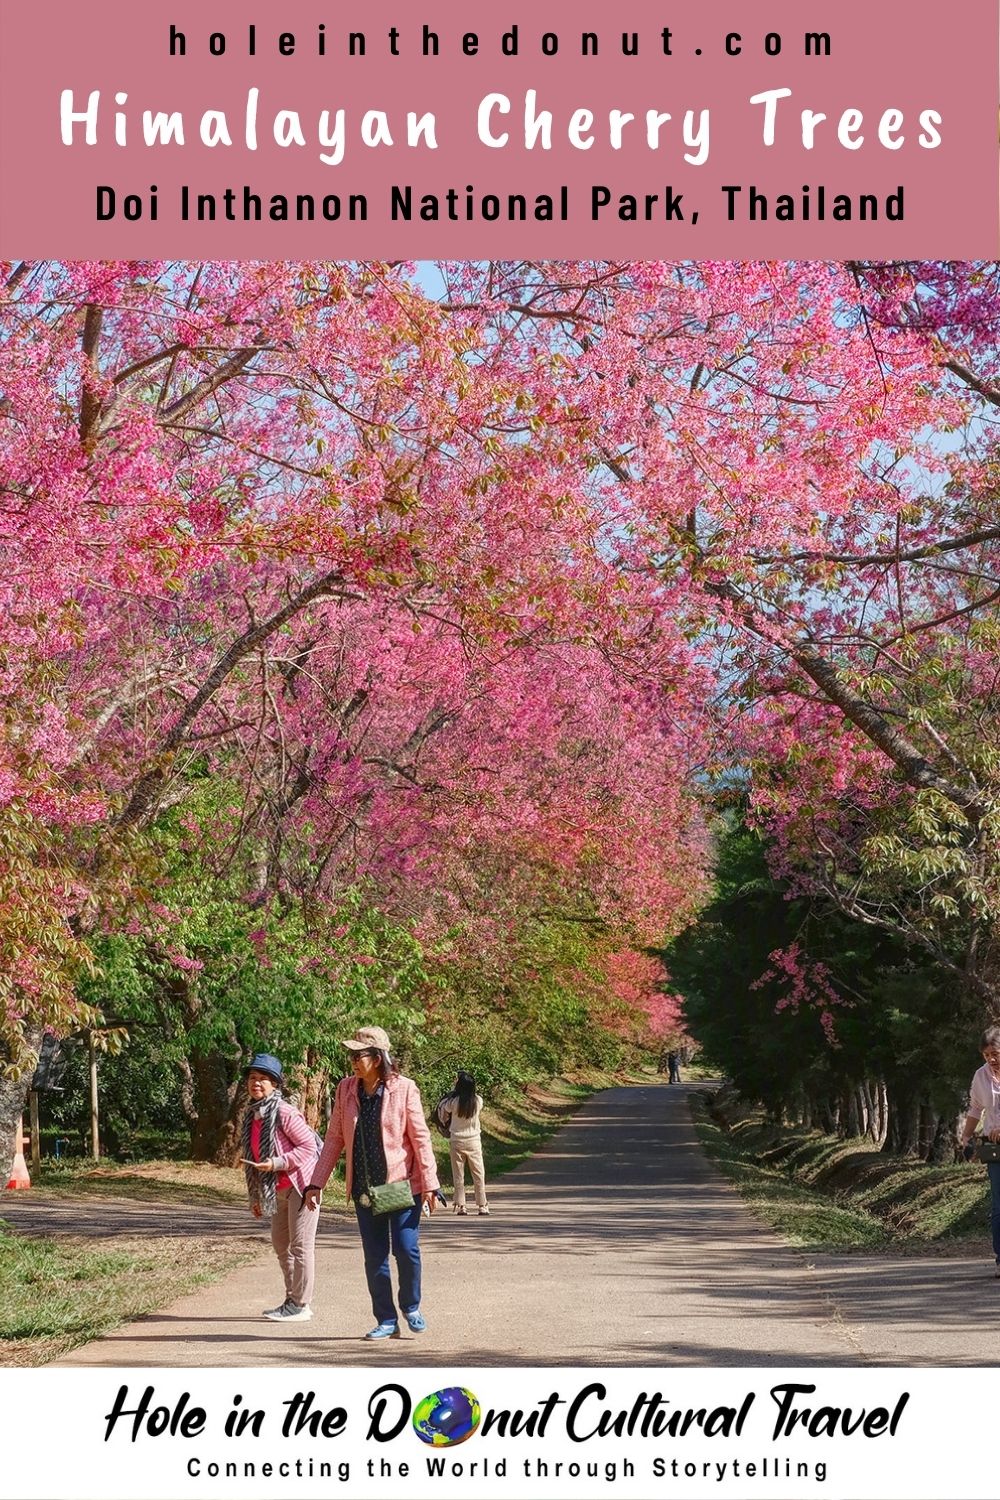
left=242, top=1091, right=282, bottom=1218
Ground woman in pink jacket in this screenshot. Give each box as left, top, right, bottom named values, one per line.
left=305, top=1026, right=440, bottom=1340
left=240, top=1052, right=321, bottom=1323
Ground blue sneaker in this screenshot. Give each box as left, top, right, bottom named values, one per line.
left=365, top=1320, right=401, bottom=1340
left=404, top=1309, right=427, bottom=1334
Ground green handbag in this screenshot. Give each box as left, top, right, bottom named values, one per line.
left=368, top=1179, right=417, bottom=1215
left=357, top=1109, right=415, bottom=1216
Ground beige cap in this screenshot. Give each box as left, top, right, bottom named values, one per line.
left=342, top=1025, right=391, bottom=1053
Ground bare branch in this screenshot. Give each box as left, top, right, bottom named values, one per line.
left=115, top=570, right=360, bottom=829
left=751, top=523, right=1000, bottom=569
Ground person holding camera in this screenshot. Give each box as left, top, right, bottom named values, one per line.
left=959, top=1024, right=1000, bottom=1278
left=439, top=1070, right=490, bottom=1216
left=304, top=1026, right=439, bottom=1340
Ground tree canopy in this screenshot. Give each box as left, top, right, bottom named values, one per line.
left=2, top=259, right=998, bottom=1166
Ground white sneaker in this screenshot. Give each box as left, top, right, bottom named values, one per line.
left=262, top=1299, right=291, bottom=1319
left=264, top=1301, right=313, bottom=1321
left=479, top=1207, right=490, bottom=1216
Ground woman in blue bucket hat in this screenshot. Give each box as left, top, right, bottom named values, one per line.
left=241, top=1052, right=322, bottom=1321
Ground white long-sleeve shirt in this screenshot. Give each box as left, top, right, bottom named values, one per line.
left=441, top=1093, right=483, bottom=1141
left=967, top=1064, right=1000, bottom=1136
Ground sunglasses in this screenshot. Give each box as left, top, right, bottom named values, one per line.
left=352, top=1048, right=381, bottom=1060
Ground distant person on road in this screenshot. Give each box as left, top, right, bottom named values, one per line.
left=959, top=1024, right=1000, bottom=1278
left=240, top=1052, right=321, bottom=1323
left=667, top=1051, right=681, bottom=1084
left=439, top=1071, right=490, bottom=1216
left=304, top=1026, right=440, bottom=1340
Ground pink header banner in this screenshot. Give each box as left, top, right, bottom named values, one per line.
left=0, top=0, right=997, bottom=257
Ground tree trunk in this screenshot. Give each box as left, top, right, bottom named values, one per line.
left=854, top=1083, right=870, bottom=1139
left=884, top=1091, right=921, bottom=1156
left=163, top=969, right=245, bottom=1163
left=88, top=1031, right=101, bottom=1159
left=299, top=1053, right=331, bottom=1131
left=918, top=1104, right=940, bottom=1161
left=218, top=1090, right=248, bottom=1166
left=842, top=1087, right=861, bottom=1139
left=188, top=1047, right=243, bottom=1162
left=871, top=1080, right=889, bottom=1148
left=927, top=1110, right=959, bottom=1164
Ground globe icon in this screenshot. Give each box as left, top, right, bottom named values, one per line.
left=412, top=1387, right=481, bottom=1446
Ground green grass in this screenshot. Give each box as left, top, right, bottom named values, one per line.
left=0, top=1221, right=260, bottom=1366
left=695, top=1092, right=994, bottom=1254
left=692, top=1095, right=887, bottom=1251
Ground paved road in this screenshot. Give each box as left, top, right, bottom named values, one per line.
left=23, top=1084, right=997, bottom=1367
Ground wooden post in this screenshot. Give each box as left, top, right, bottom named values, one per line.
left=88, top=1032, right=100, bottom=1159
left=28, top=1090, right=41, bottom=1170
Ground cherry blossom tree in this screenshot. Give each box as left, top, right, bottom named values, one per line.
left=440, top=262, right=998, bottom=1008
left=0, top=259, right=710, bottom=1168
left=3, top=257, right=998, bottom=1175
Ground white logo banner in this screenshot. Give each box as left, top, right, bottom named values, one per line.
left=2, top=1365, right=995, bottom=1499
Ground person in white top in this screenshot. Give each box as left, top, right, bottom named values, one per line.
left=959, top=1025, right=1000, bottom=1277
left=440, top=1071, right=490, bottom=1216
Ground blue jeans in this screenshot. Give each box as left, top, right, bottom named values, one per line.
left=355, top=1198, right=422, bottom=1323
left=989, top=1163, right=1000, bottom=1261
